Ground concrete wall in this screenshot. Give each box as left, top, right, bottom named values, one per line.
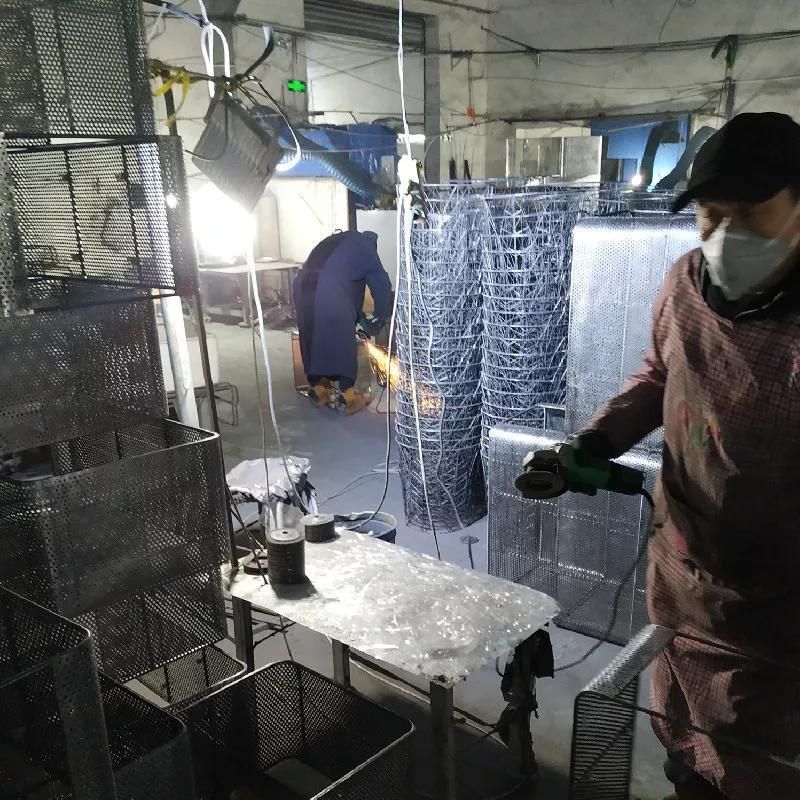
left=482, top=0, right=800, bottom=173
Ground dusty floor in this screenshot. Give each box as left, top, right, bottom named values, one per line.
left=205, top=321, right=673, bottom=800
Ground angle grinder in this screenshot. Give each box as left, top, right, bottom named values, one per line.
left=514, top=441, right=645, bottom=500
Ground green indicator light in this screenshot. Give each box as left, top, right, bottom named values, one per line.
left=287, top=79, right=307, bottom=93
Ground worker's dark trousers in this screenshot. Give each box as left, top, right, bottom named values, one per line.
left=308, top=374, right=355, bottom=391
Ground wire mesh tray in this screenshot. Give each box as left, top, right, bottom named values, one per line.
left=0, top=419, right=229, bottom=617
left=0, top=299, right=165, bottom=453
left=0, top=587, right=116, bottom=798
left=134, top=643, right=246, bottom=712
left=100, top=674, right=195, bottom=800
left=0, top=0, right=153, bottom=137
left=3, top=136, right=196, bottom=302
left=177, top=661, right=415, bottom=800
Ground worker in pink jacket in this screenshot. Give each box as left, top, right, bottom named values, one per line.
left=579, top=112, right=800, bottom=800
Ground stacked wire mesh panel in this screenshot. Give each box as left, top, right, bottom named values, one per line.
left=481, top=187, right=584, bottom=460
left=395, top=185, right=485, bottom=530
left=0, top=1, right=229, bottom=794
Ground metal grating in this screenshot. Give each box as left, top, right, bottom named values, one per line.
left=100, top=675, right=195, bottom=800
left=395, top=186, right=485, bottom=531
left=0, top=0, right=154, bottom=137
left=488, top=425, right=657, bottom=644
left=5, top=136, right=197, bottom=302
left=178, top=660, right=415, bottom=800
left=566, top=215, right=699, bottom=449
left=0, top=586, right=116, bottom=799
left=569, top=625, right=800, bottom=799
left=135, top=644, right=246, bottom=712
left=0, top=135, right=25, bottom=315
left=0, top=300, right=166, bottom=452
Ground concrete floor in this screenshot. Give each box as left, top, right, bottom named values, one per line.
left=206, top=321, right=673, bottom=800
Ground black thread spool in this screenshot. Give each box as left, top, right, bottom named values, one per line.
left=302, top=513, right=335, bottom=543
left=266, top=527, right=306, bottom=585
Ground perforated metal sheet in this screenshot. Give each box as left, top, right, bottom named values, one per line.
left=0, top=135, right=25, bottom=315
left=6, top=136, right=197, bottom=300
left=135, top=643, right=246, bottom=712
left=566, top=216, right=699, bottom=450
left=0, top=0, right=154, bottom=137
left=100, top=675, right=195, bottom=800
left=488, top=425, right=658, bottom=644
left=0, top=300, right=166, bottom=452
left=178, top=661, right=415, bottom=800
left=0, top=587, right=116, bottom=799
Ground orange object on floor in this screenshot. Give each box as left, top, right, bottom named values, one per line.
left=342, top=387, right=369, bottom=415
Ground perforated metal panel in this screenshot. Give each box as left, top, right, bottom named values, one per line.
left=0, top=0, right=154, bottom=136
left=488, top=425, right=657, bottom=644
left=566, top=216, right=699, bottom=449
left=6, top=136, right=197, bottom=300
left=135, top=644, right=246, bottom=712
left=0, top=135, right=25, bottom=315
left=178, top=661, right=415, bottom=800
left=0, top=300, right=166, bottom=452
left=100, top=676, right=195, bottom=800
left=0, top=587, right=116, bottom=799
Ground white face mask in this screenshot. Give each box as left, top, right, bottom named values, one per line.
left=700, top=205, right=800, bottom=301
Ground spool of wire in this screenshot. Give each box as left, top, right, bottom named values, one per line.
left=302, top=513, right=335, bottom=543
left=266, top=528, right=306, bottom=585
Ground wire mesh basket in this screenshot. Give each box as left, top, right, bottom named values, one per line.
left=177, top=661, right=415, bottom=800
left=0, top=586, right=116, bottom=799
left=100, top=674, right=195, bottom=800
left=570, top=625, right=800, bottom=800
left=134, top=644, right=246, bottom=712
left=0, top=419, right=230, bottom=680
left=4, top=135, right=196, bottom=303
left=487, top=425, right=656, bottom=644
left=0, top=299, right=166, bottom=452
left=0, top=0, right=154, bottom=137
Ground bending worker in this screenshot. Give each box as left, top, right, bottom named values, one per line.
left=578, top=112, right=800, bottom=799
left=293, top=230, right=392, bottom=415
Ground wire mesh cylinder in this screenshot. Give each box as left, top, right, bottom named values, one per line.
left=481, top=189, right=582, bottom=460
left=395, top=186, right=485, bottom=531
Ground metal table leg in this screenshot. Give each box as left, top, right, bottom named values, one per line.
left=332, top=640, right=351, bottom=687
left=430, top=680, right=456, bottom=800
left=232, top=597, right=255, bottom=671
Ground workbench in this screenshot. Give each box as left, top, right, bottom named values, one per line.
left=225, top=530, right=559, bottom=800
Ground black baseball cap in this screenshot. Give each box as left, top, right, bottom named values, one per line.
left=672, top=112, right=800, bottom=212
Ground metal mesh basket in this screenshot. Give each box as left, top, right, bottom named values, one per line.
left=566, top=216, right=699, bottom=449
left=4, top=136, right=197, bottom=302
left=99, top=675, right=195, bottom=800
left=0, top=0, right=154, bottom=137
left=0, top=419, right=230, bottom=680
left=0, top=300, right=166, bottom=452
left=0, top=586, right=116, bottom=799
left=178, top=661, right=415, bottom=800
left=135, top=644, right=246, bottom=712
left=487, top=425, right=657, bottom=644
left=569, top=625, right=800, bottom=799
